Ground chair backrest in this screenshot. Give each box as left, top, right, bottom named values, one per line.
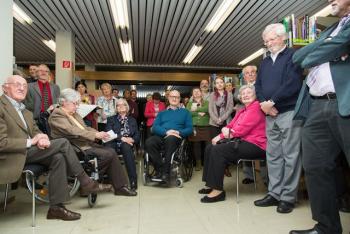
left=0, top=154, right=26, bottom=185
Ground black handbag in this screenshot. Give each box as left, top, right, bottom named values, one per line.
left=217, top=137, right=241, bottom=149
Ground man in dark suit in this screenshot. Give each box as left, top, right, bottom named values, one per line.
left=1, top=75, right=104, bottom=221
left=24, top=64, right=60, bottom=120
left=291, top=0, right=350, bottom=233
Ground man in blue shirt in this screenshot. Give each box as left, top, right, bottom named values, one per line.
left=254, top=23, right=303, bottom=214
left=145, top=90, right=193, bottom=184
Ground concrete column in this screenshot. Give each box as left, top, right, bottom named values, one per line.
left=55, top=30, right=75, bottom=89
left=0, top=0, right=13, bottom=94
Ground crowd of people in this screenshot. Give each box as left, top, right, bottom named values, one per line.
left=1, top=1, right=350, bottom=233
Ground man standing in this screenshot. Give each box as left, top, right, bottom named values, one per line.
left=26, top=64, right=38, bottom=83
left=24, top=64, right=60, bottom=120
left=254, top=23, right=303, bottom=214
left=145, top=90, right=193, bottom=184
left=0, top=75, right=104, bottom=220
left=290, top=0, right=350, bottom=233
left=200, top=79, right=210, bottom=101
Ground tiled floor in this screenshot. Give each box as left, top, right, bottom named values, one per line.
left=1, top=166, right=349, bottom=234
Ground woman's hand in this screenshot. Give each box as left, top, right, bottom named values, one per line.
left=211, top=135, right=221, bottom=145
left=121, top=137, right=134, bottom=145
left=221, top=127, right=231, bottom=138
left=198, top=112, right=205, bottom=117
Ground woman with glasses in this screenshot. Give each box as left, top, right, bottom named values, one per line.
left=105, top=98, right=140, bottom=191
left=186, top=87, right=210, bottom=171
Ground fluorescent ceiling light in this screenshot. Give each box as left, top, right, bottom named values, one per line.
left=183, top=45, right=203, bottom=64
left=109, top=0, right=130, bottom=28
left=238, top=48, right=265, bottom=66
left=119, top=40, right=133, bottom=62
left=205, top=0, right=241, bottom=32
left=312, top=5, right=332, bottom=18
left=43, top=39, right=56, bottom=52
left=13, top=3, right=33, bottom=25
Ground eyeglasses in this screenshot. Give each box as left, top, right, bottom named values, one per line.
left=169, top=96, right=180, bottom=99
left=5, top=82, right=28, bottom=89
left=117, top=104, right=127, bottom=107
left=244, top=72, right=256, bottom=75
left=69, top=101, right=80, bottom=106
left=38, top=70, right=49, bottom=73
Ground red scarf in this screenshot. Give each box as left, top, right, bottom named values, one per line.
left=37, top=80, right=53, bottom=112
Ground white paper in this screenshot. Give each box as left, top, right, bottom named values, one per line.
left=76, top=104, right=98, bottom=118
left=102, top=130, right=118, bottom=143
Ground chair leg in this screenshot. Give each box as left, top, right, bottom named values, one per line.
left=236, top=160, right=241, bottom=203
left=252, top=161, right=257, bottom=192
left=3, top=183, right=9, bottom=212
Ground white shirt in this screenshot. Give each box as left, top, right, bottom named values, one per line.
left=270, top=45, right=287, bottom=63
left=306, top=15, right=350, bottom=96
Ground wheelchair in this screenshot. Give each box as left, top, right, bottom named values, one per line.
left=24, top=111, right=99, bottom=207
left=142, top=139, right=193, bottom=188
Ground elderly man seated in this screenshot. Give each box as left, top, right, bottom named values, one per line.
left=48, top=88, right=137, bottom=196
left=145, top=89, right=193, bottom=184
left=0, top=75, right=105, bottom=221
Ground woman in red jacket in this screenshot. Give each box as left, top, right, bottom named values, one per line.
left=199, top=85, right=267, bottom=203
left=144, top=92, right=166, bottom=138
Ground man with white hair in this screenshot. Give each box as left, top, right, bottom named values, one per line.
left=254, top=23, right=303, bottom=213
left=0, top=75, right=105, bottom=221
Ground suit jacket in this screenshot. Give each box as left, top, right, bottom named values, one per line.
left=48, top=107, right=97, bottom=150
left=24, top=81, right=60, bottom=119
left=105, top=114, right=140, bottom=145
left=293, top=19, right=350, bottom=118
left=0, top=95, right=41, bottom=184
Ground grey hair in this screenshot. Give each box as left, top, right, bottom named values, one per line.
left=262, top=23, right=287, bottom=40
left=116, top=98, right=130, bottom=113
left=58, top=88, right=81, bottom=105
left=242, top=65, right=257, bottom=74
left=237, top=85, right=256, bottom=100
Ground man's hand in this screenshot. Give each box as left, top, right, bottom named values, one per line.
left=260, top=101, right=275, bottom=115
left=36, top=138, right=50, bottom=149
left=211, top=135, right=221, bottom=145
left=31, top=133, right=49, bottom=146
left=166, top=130, right=181, bottom=138
left=95, top=132, right=110, bottom=140
left=267, top=107, right=279, bottom=117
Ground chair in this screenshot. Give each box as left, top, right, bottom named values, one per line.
left=236, top=159, right=265, bottom=203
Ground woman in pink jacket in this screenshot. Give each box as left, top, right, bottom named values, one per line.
left=199, top=85, right=266, bottom=203
left=144, top=92, right=166, bottom=138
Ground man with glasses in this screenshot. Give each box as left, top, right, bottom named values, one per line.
left=254, top=23, right=303, bottom=214
left=145, top=90, right=193, bottom=184
left=24, top=64, right=60, bottom=121
left=0, top=75, right=106, bottom=221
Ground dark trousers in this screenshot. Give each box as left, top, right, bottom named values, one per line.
left=26, top=138, right=84, bottom=205
left=119, top=143, right=137, bottom=183
left=145, top=135, right=182, bottom=174
left=202, top=140, right=265, bottom=190
left=84, top=145, right=128, bottom=190
left=302, top=99, right=350, bottom=234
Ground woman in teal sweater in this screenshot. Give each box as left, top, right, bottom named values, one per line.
left=187, top=87, right=211, bottom=171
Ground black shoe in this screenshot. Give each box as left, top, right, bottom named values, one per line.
left=198, top=188, right=212, bottom=194
left=130, top=181, right=138, bottom=191
left=114, top=186, right=137, bottom=196
left=338, top=196, right=350, bottom=213
left=289, top=228, right=319, bottom=234
left=277, top=201, right=294, bottom=213
left=242, top=178, right=254, bottom=184
left=254, top=195, right=279, bottom=207
left=160, top=174, right=170, bottom=186
left=201, top=191, right=226, bottom=203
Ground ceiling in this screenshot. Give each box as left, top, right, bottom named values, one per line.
left=13, top=0, right=328, bottom=72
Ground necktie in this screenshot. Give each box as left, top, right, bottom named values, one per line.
left=43, top=85, right=49, bottom=111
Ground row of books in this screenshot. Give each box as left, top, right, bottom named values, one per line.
left=282, top=14, right=317, bottom=46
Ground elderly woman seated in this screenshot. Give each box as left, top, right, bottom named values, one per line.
left=105, top=98, right=140, bottom=191
left=199, top=85, right=267, bottom=203
left=48, top=88, right=137, bottom=196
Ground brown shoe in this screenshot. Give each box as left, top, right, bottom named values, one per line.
left=114, top=186, right=137, bottom=196
left=47, top=206, right=81, bottom=221
left=80, top=181, right=105, bottom=196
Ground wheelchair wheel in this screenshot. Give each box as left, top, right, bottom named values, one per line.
left=88, top=193, right=97, bottom=208
left=175, top=178, right=184, bottom=188
left=26, top=173, right=79, bottom=203
left=178, top=141, right=193, bottom=182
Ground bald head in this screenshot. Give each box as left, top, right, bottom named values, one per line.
left=3, top=75, right=28, bottom=102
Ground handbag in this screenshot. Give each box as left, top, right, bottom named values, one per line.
left=216, top=137, right=241, bottom=150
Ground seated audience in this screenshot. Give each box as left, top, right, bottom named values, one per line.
left=145, top=90, right=193, bottom=184
left=199, top=85, right=266, bottom=203
left=96, top=83, right=117, bottom=131
left=105, top=98, right=140, bottom=191
left=144, top=92, right=166, bottom=138
left=186, top=87, right=210, bottom=171
left=75, top=81, right=96, bottom=128
left=48, top=88, right=137, bottom=196
left=1, top=75, right=105, bottom=221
